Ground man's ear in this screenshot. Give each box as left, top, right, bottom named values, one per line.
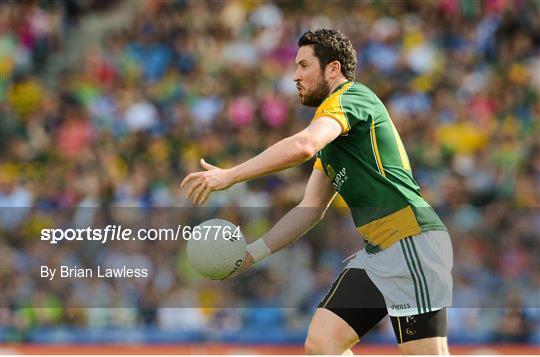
left=326, top=60, right=342, bottom=78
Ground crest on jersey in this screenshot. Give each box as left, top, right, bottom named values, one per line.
left=326, top=164, right=336, bottom=180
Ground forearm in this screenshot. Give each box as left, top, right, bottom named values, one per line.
left=254, top=205, right=325, bottom=257
left=240, top=168, right=335, bottom=270
left=229, top=134, right=314, bottom=184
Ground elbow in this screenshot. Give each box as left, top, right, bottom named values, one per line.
left=314, top=209, right=326, bottom=222
left=298, top=202, right=326, bottom=221
left=294, top=134, right=318, bottom=161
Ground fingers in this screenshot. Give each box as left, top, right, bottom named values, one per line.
left=186, top=177, right=204, bottom=200
left=197, top=186, right=212, bottom=206
left=242, top=252, right=254, bottom=270
left=182, top=173, right=207, bottom=205
left=181, top=163, right=222, bottom=205
left=191, top=182, right=207, bottom=206
left=181, top=172, right=212, bottom=206
left=180, top=173, right=196, bottom=188
left=181, top=159, right=218, bottom=188
left=223, top=252, right=253, bottom=280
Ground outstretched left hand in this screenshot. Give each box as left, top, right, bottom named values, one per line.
left=180, top=159, right=234, bottom=206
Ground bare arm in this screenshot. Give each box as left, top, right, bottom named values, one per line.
left=181, top=117, right=342, bottom=205
left=229, top=118, right=342, bottom=183
left=239, top=168, right=336, bottom=270
left=261, top=169, right=336, bottom=253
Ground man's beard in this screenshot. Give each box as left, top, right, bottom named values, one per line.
left=301, top=76, right=331, bottom=107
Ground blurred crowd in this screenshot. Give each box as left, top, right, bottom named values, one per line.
left=1, top=0, right=539, bottom=345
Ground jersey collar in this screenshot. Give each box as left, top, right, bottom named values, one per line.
left=331, top=80, right=351, bottom=94
left=319, top=80, right=351, bottom=105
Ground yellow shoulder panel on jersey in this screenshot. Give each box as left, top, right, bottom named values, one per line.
left=312, top=82, right=353, bottom=135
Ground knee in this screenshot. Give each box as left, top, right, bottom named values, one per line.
left=398, top=339, right=445, bottom=355
left=304, top=332, right=340, bottom=355
left=304, top=308, right=359, bottom=354
left=441, top=340, right=450, bottom=355
left=398, top=343, right=428, bottom=355
left=397, top=343, right=418, bottom=355
left=304, top=334, right=326, bottom=355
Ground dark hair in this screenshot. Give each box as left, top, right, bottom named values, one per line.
left=298, top=29, right=357, bottom=81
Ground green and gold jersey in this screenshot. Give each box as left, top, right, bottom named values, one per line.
left=313, top=81, right=446, bottom=252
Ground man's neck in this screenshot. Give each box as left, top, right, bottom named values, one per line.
left=328, top=78, right=349, bottom=94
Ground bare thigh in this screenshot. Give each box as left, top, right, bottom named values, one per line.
left=305, top=308, right=360, bottom=354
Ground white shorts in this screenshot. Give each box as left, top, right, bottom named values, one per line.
left=345, top=230, right=454, bottom=317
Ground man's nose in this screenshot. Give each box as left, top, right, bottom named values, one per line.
left=293, top=69, right=301, bottom=83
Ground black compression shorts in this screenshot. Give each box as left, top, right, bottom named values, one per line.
left=318, top=268, right=447, bottom=343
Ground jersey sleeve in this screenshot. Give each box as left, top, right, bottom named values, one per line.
left=312, top=87, right=351, bottom=134
left=312, top=105, right=350, bottom=134
left=313, top=157, right=323, bottom=170
left=312, top=82, right=373, bottom=134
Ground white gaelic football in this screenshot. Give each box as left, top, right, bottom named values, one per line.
left=187, top=219, right=246, bottom=280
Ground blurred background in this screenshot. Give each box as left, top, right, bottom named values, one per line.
left=1, top=0, right=539, bottom=354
